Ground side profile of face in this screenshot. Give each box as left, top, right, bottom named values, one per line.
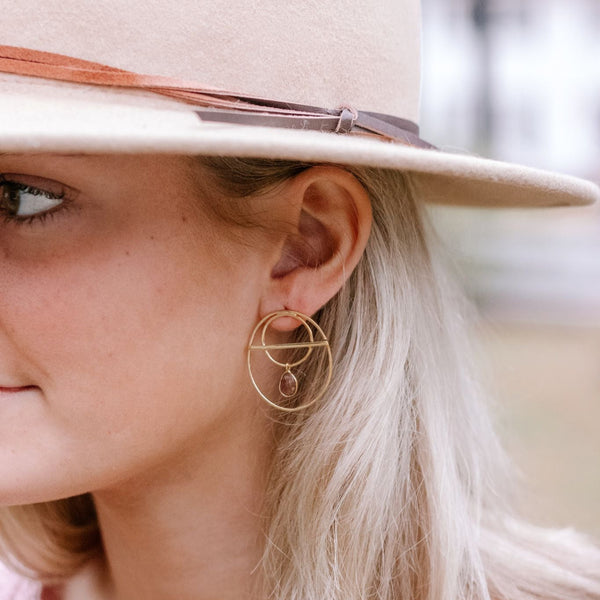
left=0, top=152, right=372, bottom=517
left=0, top=154, right=282, bottom=505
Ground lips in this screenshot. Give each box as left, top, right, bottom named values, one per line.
left=0, top=385, right=38, bottom=393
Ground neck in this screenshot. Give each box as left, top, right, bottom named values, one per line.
left=90, top=410, right=273, bottom=600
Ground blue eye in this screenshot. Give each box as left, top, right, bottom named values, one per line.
left=0, top=175, right=68, bottom=224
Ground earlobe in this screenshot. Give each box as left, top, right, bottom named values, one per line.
left=262, top=167, right=372, bottom=330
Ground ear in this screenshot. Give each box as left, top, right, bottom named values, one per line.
left=260, top=166, right=372, bottom=331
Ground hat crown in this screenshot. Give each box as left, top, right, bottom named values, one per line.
left=1, top=0, right=421, bottom=122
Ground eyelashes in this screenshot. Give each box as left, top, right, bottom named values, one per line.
left=0, top=174, right=75, bottom=226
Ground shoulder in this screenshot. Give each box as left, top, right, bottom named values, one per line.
left=0, top=560, right=42, bottom=600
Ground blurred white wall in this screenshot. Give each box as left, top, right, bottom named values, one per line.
left=421, top=0, right=600, bottom=179
left=420, top=0, right=600, bottom=326
left=419, top=2, right=600, bottom=536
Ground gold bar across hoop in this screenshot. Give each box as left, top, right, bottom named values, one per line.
left=249, top=341, right=329, bottom=351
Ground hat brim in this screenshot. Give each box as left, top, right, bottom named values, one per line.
left=1, top=75, right=598, bottom=208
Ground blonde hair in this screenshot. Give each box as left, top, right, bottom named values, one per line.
left=1, top=159, right=599, bottom=599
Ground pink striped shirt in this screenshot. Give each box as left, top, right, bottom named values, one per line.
left=0, top=562, right=41, bottom=600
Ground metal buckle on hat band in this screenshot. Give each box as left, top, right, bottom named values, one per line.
left=335, top=106, right=358, bottom=134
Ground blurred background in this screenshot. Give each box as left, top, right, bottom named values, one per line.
left=420, top=0, right=600, bottom=537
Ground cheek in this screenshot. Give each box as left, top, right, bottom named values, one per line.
left=0, top=226, right=256, bottom=457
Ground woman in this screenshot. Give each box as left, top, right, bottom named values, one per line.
left=0, top=1, right=599, bottom=599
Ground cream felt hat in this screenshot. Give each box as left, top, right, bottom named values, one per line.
left=0, top=0, right=598, bottom=208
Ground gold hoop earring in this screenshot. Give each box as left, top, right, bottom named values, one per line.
left=247, top=310, right=332, bottom=412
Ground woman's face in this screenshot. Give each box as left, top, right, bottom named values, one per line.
left=0, top=154, right=273, bottom=504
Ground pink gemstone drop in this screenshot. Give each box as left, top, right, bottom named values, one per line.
left=279, top=370, right=298, bottom=397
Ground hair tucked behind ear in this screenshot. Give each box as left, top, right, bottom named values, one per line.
left=1, top=158, right=599, bottom=599
left=200, top=159, right=600, bottom=600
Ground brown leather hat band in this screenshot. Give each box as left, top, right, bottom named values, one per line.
left=0, top=44, right=434, bottom=149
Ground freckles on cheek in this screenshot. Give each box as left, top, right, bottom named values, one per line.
left=2, top=244, right=152, bottom=371
left=10, top=249, right=199, bottom=362
left=2, top=215, right=249, bottom=400
left=4, top=277, right=107, bottom=381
